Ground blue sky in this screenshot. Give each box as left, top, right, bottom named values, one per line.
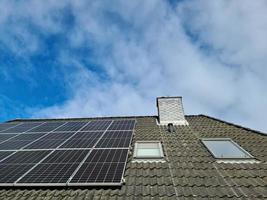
left=0, top=0, right=267, bottom=133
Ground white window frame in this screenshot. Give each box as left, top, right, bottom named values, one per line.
left=201, top=138, right=254, bottom=159
left=133, top=141, right=164, bottom=159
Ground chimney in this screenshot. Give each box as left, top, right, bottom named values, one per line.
left=157, top=96, right=188, bottom=125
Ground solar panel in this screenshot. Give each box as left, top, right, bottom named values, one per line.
left=38, top=132, right=75, bottom=140
left=0, top=133, right=46, bottom=150
left=24, top=139, right=67, bottom=150
left=41, top=149, right=89, bottom=163
left=53, top=121, right=88, bottom=132
left=0, top=123, right=20, bottom=132
left=0, top=119, right=136, bottom=187
left=69, top=149, right=128, bottom=184
left=0, top=134, right=18, bottom=142
left=59, top=139, right=99, bottom=149
left=0, top=140, right=33, bottom=150
left=17, top=150, right=89, bottom=184
left=18, top=163, right=80, bottom=184
left=0, top=151, right=14, bottom=161
left=80, top=120, right=112, bottom=131
left=71, top=131, right=104, bottom=139
left=1, top=122, right=43, bottom=133
left=26, top=122, right=65, bottom=133
left=0, top=164, right=35, bottom=184
left=59, top=132, right=103, bottom=149
left=0, top=150, right=51, bottom=184
left=108, top=120, right=135, bottom=130
left=9, top=133, right=45, bottom=141
left=23, top=132, right=75, bottom=150
left=2, top=150, right=52, bottom=164
left=96, top=131, right=133, bottom=148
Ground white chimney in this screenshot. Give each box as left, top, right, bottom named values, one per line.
left=157, top=97, right=188, bottom=125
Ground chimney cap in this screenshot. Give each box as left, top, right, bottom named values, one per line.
left=156, top=96, right=183, bottom=107
left=157, top=96, right=188, bottom=126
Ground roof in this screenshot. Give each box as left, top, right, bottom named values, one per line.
left=0, top=115, right=267, bottom=199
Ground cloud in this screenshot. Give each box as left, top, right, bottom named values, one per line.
left=1, top=0, right=267, bottom=133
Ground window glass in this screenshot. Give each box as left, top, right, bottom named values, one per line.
left=202, top=139, right=253, bottom=159
left=136, top=148, right=161, bottom=157
left=134, top=142, right=163, bottom=158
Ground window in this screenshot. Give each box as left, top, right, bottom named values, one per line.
left=134, top=141, right=164, bottom=159
left=201, top=138, right=253, bottom=159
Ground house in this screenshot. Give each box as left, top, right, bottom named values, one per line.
left=0, top=96, right=266, bottom=199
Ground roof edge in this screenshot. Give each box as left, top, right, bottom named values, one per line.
left=5, top=115, right=159, bottom=123
left=199, top=114, right=267, bottom=137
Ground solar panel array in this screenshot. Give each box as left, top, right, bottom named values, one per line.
left=0, top=119, right=135, bottom=186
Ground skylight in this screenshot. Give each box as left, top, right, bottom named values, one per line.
left=134, top=141, right=164, bottom=159
left=201, top=138, right=253, bottom=159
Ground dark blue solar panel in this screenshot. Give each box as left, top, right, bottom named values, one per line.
left=17, top=150, right=90, bottom=184
left=18, top=163, right=79, bottom=184
left=27, top=122, right=65, bottom=132
left=0, top=123, right=20, bottom=132
left=41, top=150, right=90, bottom=163
left=0, top=140, right=33, bottom=150
left=1, top=122, right=43, bottom=133
left=0, top=118, right=136, bottom=186
left=0, top=134, right=18, bottom=142
left=1, top=150, right=51, bottom=164
left=9, top=133, right=45, bottom=141
left=24, top=139, right=66, bottom=149
left=80, top=120, right=112, bottom=131
left=0, top=164, right=35, bottom=183
left=108, top=120, right=135, bottom=130
left=53, top=121, right=88, bottom=132
left=0, top=151, right=14, bottom=161
left=70, top=149, right=128, bottom=184
left=58, top=132, right=103, bottom=149
left=96, top=131, right=133, bottom=148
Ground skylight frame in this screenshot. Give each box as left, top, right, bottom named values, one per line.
left=133, top=141, right=164, bottom=159
left=201, top=138, right=254, bottom=159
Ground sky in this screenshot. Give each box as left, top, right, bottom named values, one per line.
left=0, top=0, right=267, bottom=133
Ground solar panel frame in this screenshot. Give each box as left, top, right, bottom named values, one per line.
left=17, top=163, right=80, bottom=185
left=68, top=149, right=129, bottom=186
left=0, top=150, right=54, bottom=186
left=0, top=118, right=136, bottom=187
left=12, top=121, right=92, bottom=187
left=0, top=164, right=36, bottom=185
left=67, top=119, right=136, bottom=186
left=16, top=150, right=91, bottom=185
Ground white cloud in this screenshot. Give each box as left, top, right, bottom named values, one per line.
left=1, top=0, right=267, bottom=133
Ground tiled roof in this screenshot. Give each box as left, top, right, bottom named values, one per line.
left=0, top=115, right=266, bottom=200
